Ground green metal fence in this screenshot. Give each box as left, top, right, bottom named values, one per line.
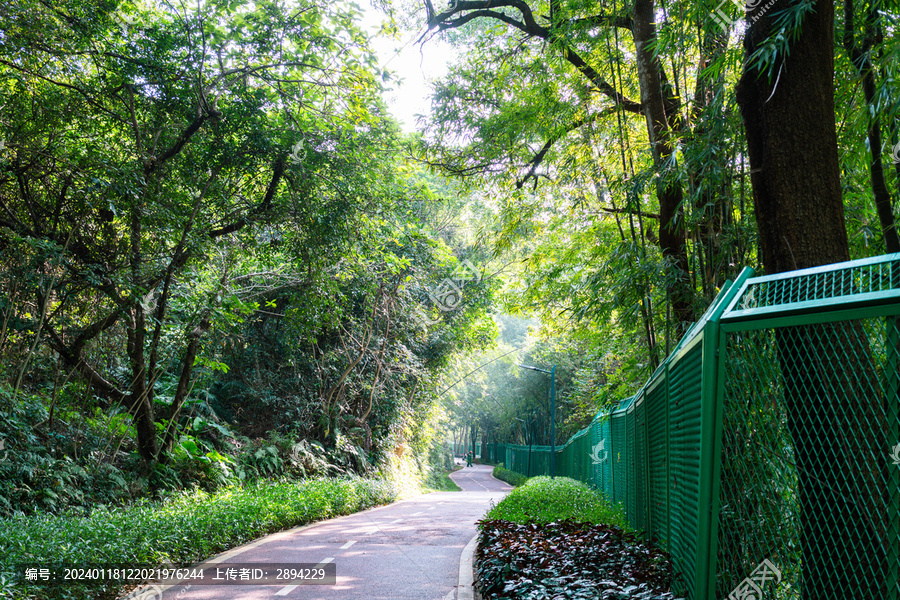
left=497, top=253, right=900, bottom=600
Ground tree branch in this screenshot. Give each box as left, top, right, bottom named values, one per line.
left=516, top=108, right=616, bottom=189
left=148, top=114, right=211, bottom=174
left=45, top=324, right=126, bottom=403
left=209, top=157, right=286, bottom=237
left=424, top=1, right=641, bottom=113
left=70, top=307, right=124, bottom=355
left=589, top=206, right=660, bottom=220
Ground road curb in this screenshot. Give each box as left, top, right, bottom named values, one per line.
left=458, top=533, right=478, bottom=600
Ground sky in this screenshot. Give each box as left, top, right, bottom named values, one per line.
left=360, top=6, right=454, bottom=133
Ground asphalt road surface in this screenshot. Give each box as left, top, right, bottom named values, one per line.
left=132, top=464, right=510, bottom=600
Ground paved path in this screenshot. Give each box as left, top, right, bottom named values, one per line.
left=134, top=465, right=509, bottom=600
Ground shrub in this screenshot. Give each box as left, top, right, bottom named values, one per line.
left=476, top=519, right=681, bottom=600
left=484, top=476, right=629, bottom=529
left=491, top=464, right=528, bottom=487
left=0, top=389, right=135, bottom=517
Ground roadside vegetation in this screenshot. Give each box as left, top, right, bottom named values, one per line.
left=491, top=465, right=529, bottom=488
left=426, top=471, right=462, bottom=492
left=0, top=0, right=495, bottom=510
left=476, top=477, right=682, bottom=599
left=2, top=477, right=397, bottom=600
left=3, top=0, right=898, bottom=597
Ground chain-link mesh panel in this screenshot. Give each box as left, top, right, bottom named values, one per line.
left=506, top=445, right=552, bottom=477
left=668, top=341, right=704, bottom=599
left=612, top=410, right=628, bottom=507
left=718, top=316, right=900, bottom=600
left=557, top=424, right=591, bottom=483
left=594, top=416, right=613, bottom=497
left=646, top=377, right=670, bottom=544
left=627, top=403, right=638, bottom=525
left=717, top=327, right=800, bottom=598
left=730, top=256, right=900, bottom=311
left=634, top=396, right=649, bottom=532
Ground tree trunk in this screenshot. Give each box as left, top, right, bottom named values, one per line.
left=127, top=306, right=158, bottom=463
left=160, top=314, right=211, bottom=457
left=736, top=1, right=848, bottom=273
left=632, top=0, right=694, bottom=338
left=736, top=1, right=887, bottom=597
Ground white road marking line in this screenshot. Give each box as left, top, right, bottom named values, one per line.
left=389, top=518, right=403, bottom=523
left=443, top=589, right=456, bottom=600
left=275, top=558, right=334, bottom=595
left=428, top=506, right=437, bottom=510
left=340, top=540, right=357, bottom=549
left=410, top=511, right=424, bottom=516
left=363, top=526, right=380, bottom=535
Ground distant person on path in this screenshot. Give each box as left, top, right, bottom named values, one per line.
left=465, top=451, right=473, bottom=467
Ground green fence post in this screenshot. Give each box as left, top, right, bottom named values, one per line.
left=695, top=272, right=751, bottom=600
left=887, top=313, right=900, bottom=600
left=550, top=365, right=556, bottom=478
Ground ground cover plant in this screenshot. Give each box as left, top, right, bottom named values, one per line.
left=491, top=465, right=529, bottom=488
left=477, top=477, right=682, bottom=599
left=1, top=477, right=397, bottom=600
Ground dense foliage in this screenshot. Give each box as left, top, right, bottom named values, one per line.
left=2, top=0, right=899, bottom=594
left=0, top=0, right=496, bottom=516
left=409, top=0, right=900, bottom=400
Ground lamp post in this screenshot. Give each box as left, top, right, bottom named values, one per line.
left=518, top=364, right=556, bottom=478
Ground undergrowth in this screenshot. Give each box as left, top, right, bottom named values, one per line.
left=476, top=520, right=682, bottom=600
left=425, top=466, right=462, bottom=492
left=0, top=386, right=392, bottom=517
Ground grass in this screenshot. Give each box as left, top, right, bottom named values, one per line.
left=491, top=464, right=529, bottom=487
left=484, top=476, right=630, bottom=529
left=1, top=477, right=397, bottom=600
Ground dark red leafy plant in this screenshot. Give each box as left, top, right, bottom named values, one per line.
left=475, top=519, right=684, bottom=600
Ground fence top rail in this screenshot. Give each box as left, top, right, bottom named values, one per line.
left=504, top=444, right=554, bottom=452
left=556, top=422, right=594, bottom=452
left=721, top=253, right=900, bottom=323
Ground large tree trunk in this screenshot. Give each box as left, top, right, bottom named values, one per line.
left=736, top=0, right=848, bottom=273
left=736, top=1, right=888, bottom=597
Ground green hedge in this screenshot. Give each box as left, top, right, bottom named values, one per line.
left=491, top=465, right=529, bottom=487
left=1, top=477, right=397, bottom=600
left=484, top=476, right=629, bottom=528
